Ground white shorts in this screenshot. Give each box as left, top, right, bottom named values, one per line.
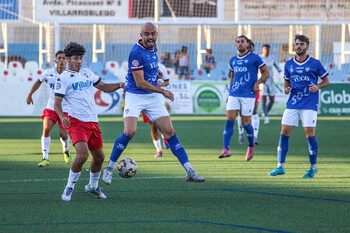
left=263, top=82, right=277, bottom=96
left=281, top=109, right=318, bottom=127
left=226, top=96, right=255, bottom=116
left=124, top=92, right=169, bottom=122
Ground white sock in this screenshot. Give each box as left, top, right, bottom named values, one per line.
left=89, top=171, right=101, bottom=189
left=278, top=163, right=285, bottom=168
left=310, top=164, right=317, bottom=169
left=183, top=162, right=193, bottom=172
left=41, top=136, right=51, bottom=160
left=237, top=115, right=244, bottom=135
left=153, top=139, right=162, bottom=152
left=107, top=160, right=116, bottom=170
left=251, top=114, right=260, bottom=139
left=60, top=135, right=70, bottom=152
left=67, top=169, right=81, bottom=189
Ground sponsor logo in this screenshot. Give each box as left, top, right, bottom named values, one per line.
left=132, top=59, right=139, bottom=67
left=174, top=143, right=183, bottom=150
left=291, top=75, right=310, bottom=82
left=72, top=80, right=92, bottom=90
left=321, top=90, right=350, bottom=104
left=197, top=90, right=220, bottom=112
left=117, top=143, right=125, bottom=150
left=289, top=65, right=293, bottom=73
left=94, top=90, right=120, bottom=112
left=233, top=67, right=248, bottom=72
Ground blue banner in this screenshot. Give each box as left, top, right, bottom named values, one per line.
left=0, top=0, right=19, bottom=21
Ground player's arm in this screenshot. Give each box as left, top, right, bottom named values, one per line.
left=158, top=80, right=169, bottom=87
left=132, top=69, right=174, bottom=101
left=54, top=95, right=70, bottom=129
left=284, top=79, right=291, bottom=94
left=254, top=65, right=270, bottom=93
left=26, top=80, right=42, bottom=105
left=95, top=81, right=125, bottom=92
left=309, top=75, right=329, bottom=93
left=228, top=70, right=233, bottom=86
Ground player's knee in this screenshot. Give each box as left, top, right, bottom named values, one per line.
left=124, top=129, right=136, bottom=137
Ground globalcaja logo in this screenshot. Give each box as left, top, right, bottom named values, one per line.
left=320, top=84, right=350, bottom=114
left=195, top=84, right=222, bottom=112
left=94, top=90, right=120, bottom=112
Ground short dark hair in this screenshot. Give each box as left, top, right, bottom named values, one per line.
left=64, top=42, right=86, bottom=57
left=55, top=50, right=64, bottom=58
left=206, top=48, right=212, bottom=54
left=262, top=44, right=270, bottom=49
left=295, top=34, right=309, bottom=46
left=236, top=35, right=249, bottom=42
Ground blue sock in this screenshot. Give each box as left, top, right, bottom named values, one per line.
left=110, top=133, right=133, bottom=162
left=243, top=124, right=254, bottom=147
left=306, top=136, right=318, bottom=165
left=277, top=134, right=289, bottom=163
left=167, top=134, right=189, bottom=165
left=223, top=120, right=234, bottom=149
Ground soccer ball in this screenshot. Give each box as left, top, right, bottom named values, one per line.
left=117, top=158, right=137, bottom=178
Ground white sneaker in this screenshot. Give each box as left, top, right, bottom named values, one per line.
left=102, top=167, right=113, bottom=185
left=264, top=117, right=270, bottom=124
left=62, top=187, right=74, bottom=202
left=186, top=169, right=205, bottom=182
left=85, top=184, right=107, bottom=199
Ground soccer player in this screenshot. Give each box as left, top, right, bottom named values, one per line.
left=236, top=39, right=263, bottom=145
left=268, top=35, right=329, bottom=178
left=219, top=35, right=270, bottom=161
left=261, top=44, right=283, bottom=124
left=102, top=22, right=205, bottom=184
left=26, top=50, right=71, bottom=167
left=142, top=62, right=170, bottom=158
left=55, top=42, right=124, bottom=201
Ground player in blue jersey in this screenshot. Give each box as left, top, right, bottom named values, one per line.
left=268, top=35, right=329, bottom=178
left=219, top=35, right=270, bottom=161
left=102, top=22, right=205, bottom=183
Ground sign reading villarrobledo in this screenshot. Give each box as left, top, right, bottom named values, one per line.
left=35, top=0, right=129, bottom=23
left=320, top=83, right=350, bottom=115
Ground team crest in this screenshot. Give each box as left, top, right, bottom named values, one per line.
left=305, top=66, right=310, bottom=72
left=244, top=59, right=248, bottom=63
left=55, top=82, right=61, bottom=90
left=132, top=60, right=139, bottom=67
left=232, top=60, right=235, bottom=66
left=83, top=73, right=89, bottom=78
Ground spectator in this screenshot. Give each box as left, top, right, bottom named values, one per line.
left=203, top=48, right=216, bottom=74
left=172, top=50, right=180, bottom=74
left=177, top=46, right=190, bottom=80
left=161, top=52, right=172, bottom=67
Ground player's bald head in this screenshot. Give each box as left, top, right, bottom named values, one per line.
left=141, top=22, right=157, bottom=32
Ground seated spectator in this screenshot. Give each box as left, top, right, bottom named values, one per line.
left=203, top=48, right=216, bottom=74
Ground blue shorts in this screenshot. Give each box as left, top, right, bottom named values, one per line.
left=176, top=66, right=189, bottom=75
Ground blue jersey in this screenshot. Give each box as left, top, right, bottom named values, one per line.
left=125, top=40, right=159, bottom=94
left=284, top=56, right=328, bottom=111
left=229, top=52, right=265, bottom=98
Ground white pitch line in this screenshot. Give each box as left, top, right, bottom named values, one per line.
left=0, top=174, right=347, bottom=183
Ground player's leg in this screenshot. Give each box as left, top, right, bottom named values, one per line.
left=85, top=147, right=107, bottom=198
left=252, top=97, right=260, bottom=144
left=236, top=113, right=245, bottom=145
left=268, top=109, right=298, bottom=176
left=262, top=95, right=268, bottom=119
left=150, top=123, right=163, bottom=157
left=267, top=95, right=275, bottom=113
left=62, top=140, right=89, bottom=201
left=154, top=116, right=205, bottom=182
left=103, top=116, right=137, bottom=184
left=301, top=110, right=318, bottom=178
left=58, top=122, right=71, bottom=163
left=39, top=116, right=56, bottom=167
left=240, top=97, right=256, bottom=161
left=219, top=96, right=239, bottom=158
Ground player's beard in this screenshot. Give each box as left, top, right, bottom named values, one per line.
left=296, top=47, right=307, bottom=56
left=144, top=39, right=155, bottom=49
